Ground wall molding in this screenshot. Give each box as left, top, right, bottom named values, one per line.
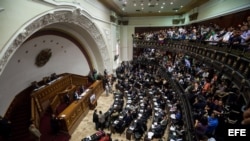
left=0, top=7, right=111, bottom=75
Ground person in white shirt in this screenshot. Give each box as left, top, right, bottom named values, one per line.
left=105, top=84, right=109, bottom=96
left=29, top=124, right=41, bottom=141
left=73, top=90, right=81, bottom=100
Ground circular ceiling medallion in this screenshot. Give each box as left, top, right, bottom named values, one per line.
left=35, top=48, right=52, bottom=67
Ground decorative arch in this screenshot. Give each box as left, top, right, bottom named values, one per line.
left=0, top=7, right=111, bottom=75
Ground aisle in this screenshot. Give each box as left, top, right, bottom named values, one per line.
left=70, top=91, right=124, bottom=141
left=70, top=93, right=171, bottom=140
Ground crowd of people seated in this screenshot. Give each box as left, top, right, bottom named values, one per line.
left=88, top=52, right=189, bottom=140
left=132, top=30, right=250, bottom=141
left=92, top=34, right=249, bottom=141
left=31, top=73, right=59, bottom=90
left=133, top=16, right=250, bottom=52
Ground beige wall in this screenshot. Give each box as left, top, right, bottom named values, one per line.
left=0, top=0, right=116, bottom=115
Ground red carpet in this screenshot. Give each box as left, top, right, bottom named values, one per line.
left=39, top=104, right=71, bottom=141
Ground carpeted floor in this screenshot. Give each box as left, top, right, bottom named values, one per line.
left=40, top=111, right=71, bottom=141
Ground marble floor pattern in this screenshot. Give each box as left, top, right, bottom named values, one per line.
left=70, top=91, right=169, bottom=141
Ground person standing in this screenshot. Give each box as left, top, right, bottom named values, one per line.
left=98, top=111, right=105, bottom=130
left=50, top=114, right=60, bottom=135
left=29, top=123, right=41, bottom=141
left=105, top=83, right=110, bottom=96
left=93, top=109, right=99, bottom=130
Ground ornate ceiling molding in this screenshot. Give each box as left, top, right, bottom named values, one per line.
left=0, top=8, right=111, bottom=75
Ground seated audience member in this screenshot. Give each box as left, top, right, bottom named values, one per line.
left=240, top=25, right=250, bottom=46
left=64, top=92, right=70, bottom=104
left=153, top=123, right=164, bottom=138
left=50, top=73, right=58, bottom=80
left=79, top=85, right=85, bottom=93
left=160, top=115, right=168, bottom=127
left=43, top=76, right=50, bottom=84
left=193, top=96, right=206, bottom=113
left=221, top=26, right=234, bottom=44
left=206, top=112, right=219, bottom=135
left=194, top=117, right=208, bottom=140
left=201, top=78, right=211, bottom=96
left=228, top=29, right=242, bottom=49
left=73, top=90, right=81, bottom=100
left=110, top=110, right=119, bottom=122
left=123, top=111, right=133, bottom=126
left=213, top=99, right=224, bottom=116
left=32, top=81, right=40, bottom=89
left=134, top=120, right=146, bottom=140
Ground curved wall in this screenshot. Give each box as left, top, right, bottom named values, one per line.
left=0, top=1, right=115, bottom=115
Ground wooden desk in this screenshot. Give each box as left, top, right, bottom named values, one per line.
left=89, top=100, right=97, bottom=110
left=88, top=80, right=103, bottom=99
left=57, top=80, right=104, bottom=134
left=58, top=89, right=92, bottom=134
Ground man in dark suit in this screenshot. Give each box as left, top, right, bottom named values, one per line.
left=64, top=93, right=70, bottom=105
left=50, top=114, right=60, bottom=135
left=93, top=109, right=99, bottom=130
left=79, top=85, right=85, bottom=93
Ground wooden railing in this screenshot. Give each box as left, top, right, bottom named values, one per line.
left=31, top=74, right=72, bottom=116
left=30, top=73, right=103, bottom=135
left=134, top=40, right=250, bottom=103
